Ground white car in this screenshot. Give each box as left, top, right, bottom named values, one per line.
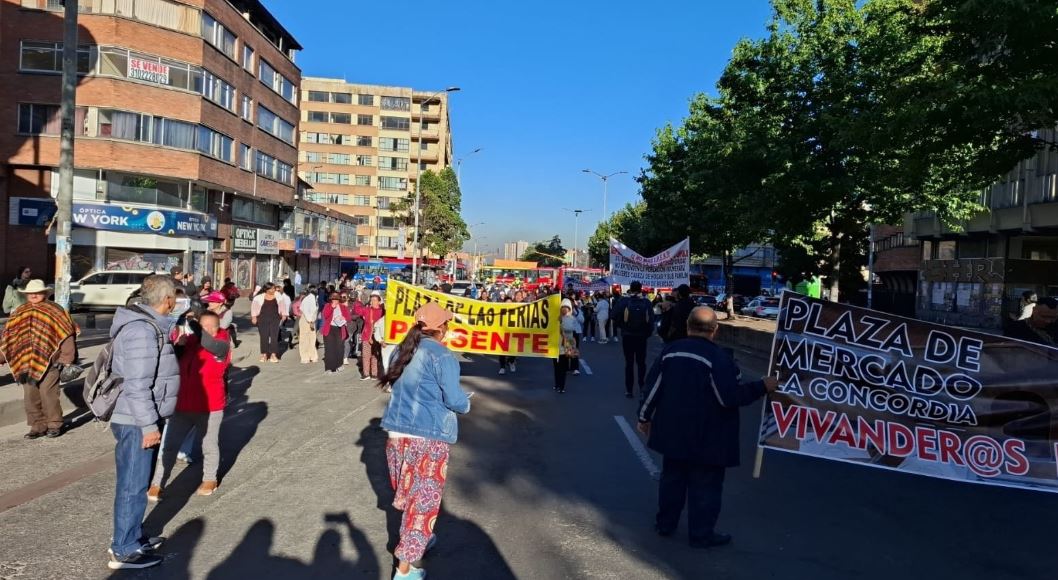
left=70, top=270, right=157, bottom=310
left=741, top=299, right=781, bottom=319
left=449, top=281, right=474, bottom=297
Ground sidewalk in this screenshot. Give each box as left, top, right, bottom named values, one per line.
left=0, top=300, right=255, bottom=430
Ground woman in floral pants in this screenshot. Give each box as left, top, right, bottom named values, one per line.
left=379, top=302, right=471, bottom=580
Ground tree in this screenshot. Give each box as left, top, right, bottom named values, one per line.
left=521, top=236, right=567, bottom=267
left=587, top=202, right=657, bottom=267
left=391, top=167, right=469, bottom=260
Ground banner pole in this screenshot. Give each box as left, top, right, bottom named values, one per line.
left=752, top=446, right=764, bottom=479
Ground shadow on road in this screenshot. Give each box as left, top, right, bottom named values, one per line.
left=356, top=417, right=516, bottom=579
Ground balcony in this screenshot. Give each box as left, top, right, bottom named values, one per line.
left=411, top=130, right=440, bottom=141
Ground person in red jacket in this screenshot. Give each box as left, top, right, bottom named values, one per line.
left=356, top=291, right=385, bottom=381
left=148, top=311, right=231, bottom=499
left=321, top=292, right=353, bottom=374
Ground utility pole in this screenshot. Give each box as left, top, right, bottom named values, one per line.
left=563, top=208, right=588, bottom=269
left=581, top=169, right=627, bottom=240
left=54, top=0, right=79, bottom=310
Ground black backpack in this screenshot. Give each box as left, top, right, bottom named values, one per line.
left=623, top=297, right=653, bottom=336
left=82, top=316, right=165, bottom=421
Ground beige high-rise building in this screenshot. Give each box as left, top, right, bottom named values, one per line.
left=504, top=240, right=529, bottom=261
left=297, top=77, right=454, bottom=260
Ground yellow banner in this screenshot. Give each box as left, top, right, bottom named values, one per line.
left=384, top=280, right=561, bottom=358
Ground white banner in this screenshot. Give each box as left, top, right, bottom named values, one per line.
left=609, top=238, right=690, bottom=288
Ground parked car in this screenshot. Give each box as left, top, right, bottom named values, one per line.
left=741, top=298, right=781, bottom=319
left=693, top=294, right=718, bottom=307
left=70, top=270, right=157, bottom=310
left=449, top=281, right=474, bottom=297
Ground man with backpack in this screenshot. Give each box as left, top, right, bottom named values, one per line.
left=613, top=281, right=655, bottom=398
left=105, top=275, right=181, bottom=570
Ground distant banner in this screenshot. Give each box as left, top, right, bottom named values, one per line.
left=760, top=293, right=1058, bottom=493
left=570, top=277, right=612, bottom=293
left=384, top=280, right=561, bottom=358
left=609, top=238, right=690, bottom=288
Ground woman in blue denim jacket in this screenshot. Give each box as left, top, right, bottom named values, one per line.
left=378, top=301, right=470, bottom=580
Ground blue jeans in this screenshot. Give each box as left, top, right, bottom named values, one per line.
left=111, top=423, right=153, bottom=558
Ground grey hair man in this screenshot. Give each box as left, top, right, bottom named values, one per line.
left=107, top=274, right=181, bottom=570
left=637, top=306, right=778, bottom=549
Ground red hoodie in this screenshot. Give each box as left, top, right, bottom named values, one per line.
left=175, top=328, right=231, bottom=413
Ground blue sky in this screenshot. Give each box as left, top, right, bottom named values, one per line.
left=265, top=0, right=774, bottom=254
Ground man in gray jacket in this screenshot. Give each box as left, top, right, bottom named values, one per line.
left=107, top=275, right=181, bottom=570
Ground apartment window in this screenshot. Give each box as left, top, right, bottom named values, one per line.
left=99, top=109, right=152, bottom=142
left=355, top=175, right=371, bottom=186
left=241, top=95, right=253, bottom=121
left=356, top=155, right=373, bottom=166
left=419, top=162, right=428, bottom=171
left=19, top=41, right=95, bottom=74
left=308, top=172, right=351, bottom=185
left=378, top=177, right=407, bottom=191
left=307, top=91, right=329, bottom=102
left=304, top=151, right=322, bottom=163
left=378, top=137, right=410, bottom=152
left=377, top=236, right=401, bottom=249
left=240, top=144, right=252, bottom=170
left=307, top=111, right=328, bottom=123
left=420, top=103, right=431, bottom=112
left=331, top=112, right=352, bottom=124
left=357, top=114, right=373, bottom=126
left=377, top=196, right=395, bottom=209
left=200, top=70, right=236, bottom=113
left=378, top=216, right=400, bottom=229
left=356, top=136, right=372, bottom=147
left=420, top=141, right=429, bottom=150
left=381, top=96, right=411, bottom=111
left=258, top=59, right=297, bottom=104
left=380, top=116, right=410, bottom=131
left=358, top=94, right=374, bottom=106
left=306, top=192, right=349, bottom=205
left=346, top=215, right=370, bottom=225
left=357, top=235, right=371, bottom=246
left=328, top=153, right=351, bottom=165
left=378, top=156, right=408, bottom=171
left=107, top=172, right=190, bottom=209
left=420, top=121, right=431, bottom=130
left=332, top=92, right=352, bottom=104
left=242, top=45, right=254, bottom=72
left=353, top=196, right=372, bottom=206
left=193, top=125, right=234, bottom=163
left=255, top=151, right=293, bottom=184
left=18, top=103, right=57, bottom=135
left=258, top=106, right=295, bottom=145
left=201, top=13, right=237, bottom=61
left=232, top=198, right=278, bottom=226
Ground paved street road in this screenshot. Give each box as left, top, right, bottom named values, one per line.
left=1, top=331, right=1058, bottom=579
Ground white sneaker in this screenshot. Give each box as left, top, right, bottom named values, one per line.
left=176, top=452, right=192, bottom=464
left=573, top=370, right=581, bottom=376
left=499, top=367, right=506, bottom=375
left=509, top=363, right=517, bottom=374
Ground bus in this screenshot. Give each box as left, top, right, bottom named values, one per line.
left=346, top=259, right=411, bottom=290
left=479, top=260, right=556, bottom=291
left=557, top=267, right=607, bottom=290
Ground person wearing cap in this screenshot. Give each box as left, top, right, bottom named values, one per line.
left=378, top=302, right=471, bottom=580
left=553, top=298, right=581, bottom=393
left=321, top=292, right=352, bottom=373
left=0, top=280, right=77, bottom=439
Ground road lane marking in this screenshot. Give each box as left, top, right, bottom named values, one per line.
left=578, top=359, right=593, bottom=375
left=614, top=415, right=660, bottom=480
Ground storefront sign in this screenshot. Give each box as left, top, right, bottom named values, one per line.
left=257, top=229, right=280, bottom=255
left=128, top=57, right=170, bottom=85
left=232, top=226, right=258, bottom=253
left=760, top=292, right=1058, bottom=493
left=72, top=203, right=216, bottom=238
left=8, top=197, right=57, bottom=226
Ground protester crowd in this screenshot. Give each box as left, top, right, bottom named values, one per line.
left=13, top=266, right=1056, bottom=579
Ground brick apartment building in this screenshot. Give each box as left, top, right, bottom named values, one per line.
left=0, top=0, right=362, bottom=290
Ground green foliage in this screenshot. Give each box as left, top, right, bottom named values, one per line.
left=391, top=167, right=469, bottom=259
left=521, top=236, right=567, bottom=267
left=587, top=202, right=658, bottom=267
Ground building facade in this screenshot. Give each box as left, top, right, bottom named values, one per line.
left=296, top=77, right=454, bottom=263
left=503, top=240, right=528, bottom=261
left=869, top=224, right=921, bottom=317
left=907, top=131, right=1058, bottom=330
left=0, top=0, right=363, bottom=291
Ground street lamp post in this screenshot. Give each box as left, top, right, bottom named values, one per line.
left=563, top=208, right=589, bottom=269
left=412, top=87, right=460, bottom=286
left=456, top=147, right=482, bottom=186
left=581, top=169, right=627, bottom=238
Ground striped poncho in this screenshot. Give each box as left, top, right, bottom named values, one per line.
left=0, top=301, right=76, bottom=384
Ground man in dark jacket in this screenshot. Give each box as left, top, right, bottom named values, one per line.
left=662, top=284, right=696, bottom=343
left=613, top=281, right=655, bottom=398
left=108, top=275, right=180, bottom=570
left=637, top=306, right=777, bottom=548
